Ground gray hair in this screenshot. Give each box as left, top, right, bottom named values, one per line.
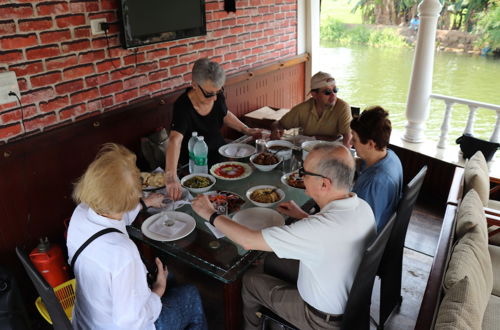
left=311, top=143, right=354, bottom=191
left=192, top=58, right=226, bottom=88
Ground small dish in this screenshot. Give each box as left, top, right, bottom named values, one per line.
left=218, top=143, right=256, bottom=159
left=266, top=140, right=294, bottom=160
left=246, top=185, right=285, bottom=208
left=141, top=211, right=196, bottom=241
left=210, top=161, right=253, bottom=180
left=249, top=153, right=282, bottom=172
left=180, top=173, right=216, bottom=194
left=232, top=207, right=285, bottom=231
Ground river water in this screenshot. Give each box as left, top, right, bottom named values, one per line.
left=319, top=43, right=500, bottom=145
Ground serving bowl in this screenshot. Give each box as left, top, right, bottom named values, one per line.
left=246, top=185, right=285, bottom=208
left=265, top=140, right=294, bottom=160
left=249, top=153, right=282, bottom=172
left=180, top=173, right=216, bottom=193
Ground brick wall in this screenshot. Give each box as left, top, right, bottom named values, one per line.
left=0, top=0, right=297, bottom=142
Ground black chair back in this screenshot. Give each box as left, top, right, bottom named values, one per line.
left=377, top=165, right=428, bottom=327
left=341, top=213, right=396, bottom=330
left=15, top=247, right=72, bottom=330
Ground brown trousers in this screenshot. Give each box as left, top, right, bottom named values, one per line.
left=241, top=268, right=341, bottom=330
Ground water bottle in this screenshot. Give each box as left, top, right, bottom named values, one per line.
left=188, top=131, right=198, bottom=173
left=193, top=136, right=208, bottom=174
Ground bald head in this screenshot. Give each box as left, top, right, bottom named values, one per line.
left=308, top=143, right=355, bottom=191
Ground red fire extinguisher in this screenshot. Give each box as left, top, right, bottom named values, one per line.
left=29, top=237, right=70, bottom=288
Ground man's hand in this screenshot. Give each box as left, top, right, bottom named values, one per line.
left=143, top=193, right=165, bottom=208
left=192, top=194, right=217, bottom=220
left=244, top=127, right=263, bottom=139
left=151, top=257, right=168, bottom=297
left=276, top=200, right=308, bottom=219
left=165, top=173, right=183, bottom=201
left=270, top=120, right=284, bottom=140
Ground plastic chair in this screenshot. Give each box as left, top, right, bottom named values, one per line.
left=259, top=213, right=397, bottom=330
left=15, top=247, right=73, bottom=330
left=376, top=165, right=428, bottom=329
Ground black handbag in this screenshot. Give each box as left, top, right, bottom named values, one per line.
left=0, top=265, right=30, bottom=330
left=456, top=134, right=500, bottom=161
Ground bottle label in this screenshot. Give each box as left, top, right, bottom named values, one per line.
left=194, top=155, right=207, bottom=166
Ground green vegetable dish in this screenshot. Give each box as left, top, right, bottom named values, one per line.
left=183, top=176, right=212, bottom=188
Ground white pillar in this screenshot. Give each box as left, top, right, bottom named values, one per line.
left=403, top=0, right=442, bottom=143
left=298, top=0, right=320, bottom=93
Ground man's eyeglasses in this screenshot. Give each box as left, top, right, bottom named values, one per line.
left=298, top=167, right=330, bottom=181
left=198, top=84, right=224, bottom=98
left=312, top=87, right=338, bottom=96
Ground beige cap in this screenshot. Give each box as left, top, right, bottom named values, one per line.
left=310, top=71, right=335, bottom=90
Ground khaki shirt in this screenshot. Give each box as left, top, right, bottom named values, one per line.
left=279, top=98, right=352, bottom=138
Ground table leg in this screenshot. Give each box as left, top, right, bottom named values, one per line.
left=224, top=279, right=242, bottom=330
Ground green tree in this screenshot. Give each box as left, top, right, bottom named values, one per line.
left=474, top=3, right=500, bottom=49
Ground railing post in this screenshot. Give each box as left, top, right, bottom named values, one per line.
left=438, top=100, right=454, bottom=148
left=463, top=105, right=477, bottom=135
left=491, top=110, right=500, bottom=143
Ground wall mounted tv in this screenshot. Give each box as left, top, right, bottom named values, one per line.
left=119, top=0, right=206, bottom=49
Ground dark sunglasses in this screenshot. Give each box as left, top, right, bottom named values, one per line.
left=198, top=84, right=224, bottom=98
left=298, top=167, right=330, bottom=181
left=320, top=87, right=338, bottom=95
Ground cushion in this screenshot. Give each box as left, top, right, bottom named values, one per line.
left=489, top=227, right=500, bottom=246
left=489, top=244, right=500, bottom=296
left=435, top=276, right=483, bottom=329
left=488, top=199, right=500, bottom=211
left=455, top=189, right=487, bottom=239
left=464, top=151, right=489, bottom=206
left=481, top=294, right=500, bottom=330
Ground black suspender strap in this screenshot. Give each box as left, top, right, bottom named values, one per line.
left=70, top=228, right=123, bottom=270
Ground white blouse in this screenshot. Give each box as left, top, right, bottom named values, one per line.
left=66, top=203, right=161, bottom=330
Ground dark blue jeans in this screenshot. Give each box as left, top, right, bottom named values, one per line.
left=154, top=284, right=208, bottom=330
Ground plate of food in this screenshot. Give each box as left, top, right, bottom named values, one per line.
left=210, top=161, right=252, bottom=180
left=249, top=152, right=282, bottom=172
left=266, top=140, right=294, bottom=160
left=218, top=143, right=256, bottom=159
left=141, top=211, right=196, bottom=242
left=246, top=185, right=285, bottom=208
left=181, top=173, right=216, bottom=193
left=232, top=207, right=285, bottom=231
left=281, top=171, right=305, bottom=190
left=140, top=171, right=165, bottom=191
left=204, top=190, right=246, bottom=215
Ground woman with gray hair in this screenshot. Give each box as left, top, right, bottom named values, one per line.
left=166, top=58, right=261, bottom=200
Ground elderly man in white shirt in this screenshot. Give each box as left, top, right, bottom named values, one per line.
left=67, top=143, right=207, bottom=330
left=192, top=143, right=376, bottom=330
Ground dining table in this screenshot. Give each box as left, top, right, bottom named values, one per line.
left=127, top=136, right=312, bottom=329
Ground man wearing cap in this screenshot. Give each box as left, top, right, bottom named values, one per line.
left=271, top=71, right=352, bottom=146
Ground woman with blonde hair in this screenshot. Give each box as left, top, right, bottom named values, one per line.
left=67, top=143, right=207, bottom=330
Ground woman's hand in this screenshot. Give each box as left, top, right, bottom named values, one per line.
left=143, top=193, right=165, bottom=209
left=151, top=257, right=168, bottom=297
left=276, top=200, right=308, bottom=220
left=165, top=173, right=183, bottom=201
left=191, top=194, right=216, bottom=220
left=244, top=127, right=263, bottom=138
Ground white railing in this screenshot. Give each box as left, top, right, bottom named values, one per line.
left=431, top=93, right=500, bottom=148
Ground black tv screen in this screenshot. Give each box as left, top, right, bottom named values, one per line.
left=119, top=0, right=206, bottom=49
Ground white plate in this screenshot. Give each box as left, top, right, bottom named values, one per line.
left=141, top=211, right=196, bottom=241
left=246, top=185, right=285, bottom=208
left=232, top=207, right=285, bottom=231
left=218, top=143, right=256, bottom=158
left=280, top=171, right=305, bottom=190
left=210, top=161, right=253, bottom=181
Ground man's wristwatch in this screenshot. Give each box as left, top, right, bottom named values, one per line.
left=209, top=211, right=221, bottom=226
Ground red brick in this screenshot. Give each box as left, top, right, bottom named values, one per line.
left=91, top=37, right=108, bottom=49
left=30, top=71, right=62, bottom=88
left=213, top=28, right=230, bottom=37
left=46, top=54, right=77, bottom=70
left=179, top=52, right=198, bottom=64
left=230, top=26, right=244, bottom=35
left=136, top=62, right=158, bottom=73
left=110, top=66, right=134, bottom=80
left=74, top=27, right=91, bottom=38
left=9, top=60, right=44, bottom=76
left=39, top=96, right=69, bottom=113
left=99, top=81, right=123, bottom=96
left=0, top=105, right=37, bottom=124
left=36, top=2, right=69, bottom=16
left=159, top=56, right=178, bottom=68
left=148, top=69, right=168, bottom=81
left=21, top=87, right=54, bottom=104
left=140, top=82, right=161, bottom=94
left=198, top=49, right=214, bottom=59
left=0, top=4, right=33, bottom=19
left=0, top=20, right=15, bottom=34
left=0, top=123, right=22, bottom=140
left=96, top=59, right=118, bottom=73
left=123, top=75, right=147, bottom=89
left=69, top=0, right=99, bottom=12
left=18, top=17, right=53, bottom=32
left=0, top=34, right=38, bottom=50
left=207, top=21, right=221, bottom=30
left=0, top=50, right=23, bottom=63
left=85, top=73, right=110, bottom=88
left=222, top=18, right=236, bottom=27
left=223, top=35, right=237, bottom=44
left=55, top=14, right=85, bottom=28
left=124, top=52, right=145, bottom=65
left=101, top=0, right=117, bottom=10
left=215, top=46, right=229, bottom=56
left=59, top=104, right=86, bottom=120
left=100, top=95, right=114, bottom=108
left=63, top=64, right=94, bottom=80
left=146, top=49, right=168, bottom=60
left=114, top=88, right=138, bottom=103
left=40, top=29, right=71, bottom=44
left=70, top=88, right=99, bottom=103
left=170, top=45, right=188, bottom=55
left=170, top=64, right=188, bottom=76
left=78, top=50, right=105, bottom=64
left=26, top=45, right=60, bottom=60
left=224, top=52, right=238, bottom=61
left=205, top=2, right=220, bottom=11
left=55, top=79, right=84, bottom=94
left=88, top=11, right=116, bottom=23
left=189, top=41, right=206, bottom=51
left=61, top=39, right=91, bottom=53
left=17, top=78, right=28, bottom=92
left=25, top=113, right=57, bottom=131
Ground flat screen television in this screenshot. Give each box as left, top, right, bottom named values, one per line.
left=119, top=0, right=206, bottom=49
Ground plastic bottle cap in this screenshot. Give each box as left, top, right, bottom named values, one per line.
left=192, top=132, right=198, bottom=136
left=36, top=237, right=51, bottom=252
left=198, top=136, right=204, bottom=141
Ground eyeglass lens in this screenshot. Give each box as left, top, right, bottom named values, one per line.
left=199, top=84, right=223, bottom=98
left=322, top=87, right=338, bottom=95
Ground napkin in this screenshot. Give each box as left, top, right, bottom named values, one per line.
left=149, top=215, right=187, bottom=238
left=146, top=189, right=193, bottom=214
left=225, top=145, right=250, bottom=157
left=205, top=222, right=225, bottom=239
